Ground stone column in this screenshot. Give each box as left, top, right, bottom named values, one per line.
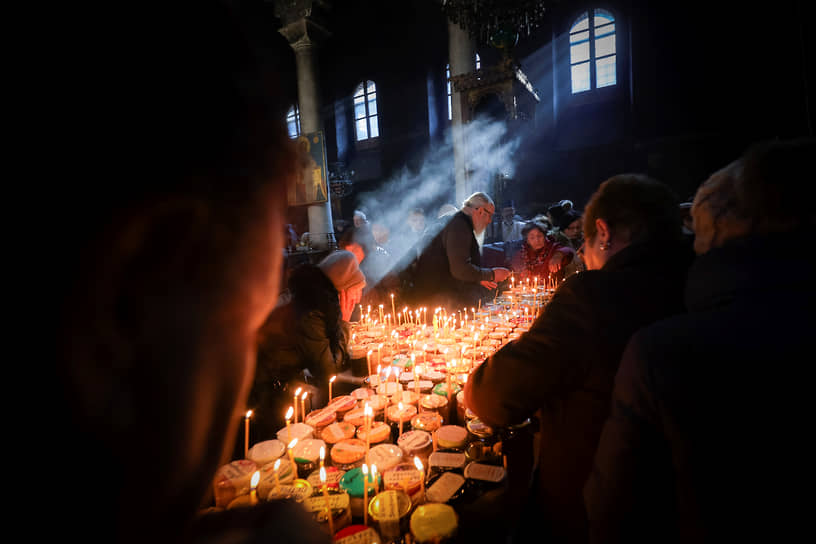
left=277, top=2, right=334, bottom=249
left=448, top=20, right=476, bottom=205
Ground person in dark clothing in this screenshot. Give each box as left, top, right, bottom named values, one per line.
left=464, top=174, right=694, bottom=544
left=410, top=192, right=511, bottom=310
left=584, top=138, right=816, bottom=544
left=53, top=3, right=329, bottom=543
left=248, top=250, right=365, bottom=443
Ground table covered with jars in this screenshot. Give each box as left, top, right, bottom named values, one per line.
left=203, top=285, right=552, bottom=543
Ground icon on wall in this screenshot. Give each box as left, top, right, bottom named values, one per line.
left=288, top=131, right=329, bottom=206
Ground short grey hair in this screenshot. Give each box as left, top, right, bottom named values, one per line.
left=463, top=192, right=494, bottom=210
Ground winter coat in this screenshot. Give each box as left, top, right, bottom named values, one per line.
left=411, top=210, right=494, bottom=309
left=465, top=238, right=694, bottom=544
left=584, top=231, right=815, bottom=544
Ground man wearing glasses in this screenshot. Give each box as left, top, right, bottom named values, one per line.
left=409, top=192, right=511, bottom=309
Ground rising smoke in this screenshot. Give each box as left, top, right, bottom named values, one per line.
left=354, top=115, right=522, bottom=287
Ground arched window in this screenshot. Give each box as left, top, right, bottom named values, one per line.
left=286, top=104, right=300, bottom=138
left=447, top=54, right=481, bottom=121
left=354, top=80, right=379, bottom=141
left=569, top=8, right=617, bottom=94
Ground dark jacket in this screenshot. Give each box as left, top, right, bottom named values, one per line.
left=248, top=269, right=351, bottom=442
left=584, top=232, right=815, bottom=544
left=465, top=238, right=693, bottom=543
left=411, top=210, right=494, bottom=309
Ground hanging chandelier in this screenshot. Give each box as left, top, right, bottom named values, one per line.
left=440, top=0, right=554, bottom=44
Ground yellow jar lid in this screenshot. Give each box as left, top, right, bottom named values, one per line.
left=368, top=489, right=412, bottom=521
left=410, top=503, right=458, bottom=543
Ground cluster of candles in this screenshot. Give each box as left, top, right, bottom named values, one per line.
left=233, top=276, right=560, bottom=530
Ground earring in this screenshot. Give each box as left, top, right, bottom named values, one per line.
left=600, top=241, right=612, bottom=251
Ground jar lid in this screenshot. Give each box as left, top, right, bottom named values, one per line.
left=339, top=466, right=381, bottom=498
left=276, top=422, right=314, bottom=443
left=246, top=439, right=285, bottom=467
left=305, top=408, right=337, bottom=429
left=321, top=422, right=356, bottom=444
left=355, top=420, right=390, bottom=443
left=411, top=412, right=443, bottom=432
left=436, top=425, right=468, bottom=448
left=425, top=472, right=465, bottom=504
left=330, top=438, right=367, bottom=465
left=420, top=394, right=448, bottom=410
left=327, top=395, right=358, bottom=413
left=335, top=525, right=382, bottom=544
left=410, top=503, right=458, bottom=543
left=266, top=478, right=313, bottom=502
left=386, top=403, right=417, bottom=423
left=293, top=438, right=326, bottom=463
left=368, top=489, right=412, bottom=521
left=307, top=466, right=345, bottom=490
left=463, top=462, right=506, bottom=483
left=397, top=430, right=432, bottom=453
left=466, top=418, right=493, bottom=438
left=367, top=443, right=404, bottom=473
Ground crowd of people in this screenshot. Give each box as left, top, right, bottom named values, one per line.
left=54, top=2, right=814, bottom=543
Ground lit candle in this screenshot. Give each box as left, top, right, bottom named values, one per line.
left=320, top=466, right=334, bottom=536
left=250, top=470, right=260, bottom=506
left=285, top=406, right=294, bottom=442
left=414, top=457, right=424, bottom=501
left=320, top=445, right=326, bottom=470
left=398, top=402, right=404, bottom=439
left=300, top=391, right=308, bottom=422
left=367, top=350, right=373, bottom=377
left=390, top=293, right=396, bottom=325
left=362, top=463, right=370, bottom=526
left=370, top=464, right=379, bottom=494
left=294, top=387, right=302, bottom=423
left=244, top=410, right=252, bottom=458
left=329, top=375, right=337, bottom=403
left=287, top=438, right=299, bottom=478
left=377, top=343, right=383, bottom=367
left=273, top=458, right=281, bottom=493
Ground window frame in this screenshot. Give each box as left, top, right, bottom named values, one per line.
left=567, top=7, right=621, bottom=103
left=353, top=80, right=380, bottom=145
left=286, top=104, right=301, bottom=139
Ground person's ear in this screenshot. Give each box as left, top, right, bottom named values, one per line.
left=595, top=218, right=611, bottom=243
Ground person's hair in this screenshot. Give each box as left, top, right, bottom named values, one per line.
left=286, top=264, right=343, bottom=362
left=354, top=209, right=367, bottom=221
left=338, top=224, right=375, bottom=256
left=691, top=138, right=816, bottom=254
left=463, top=191, right=494, bottom=210
left=521, top=220, right=548, bottom=241
left=583, top=174, right=681, bottom=245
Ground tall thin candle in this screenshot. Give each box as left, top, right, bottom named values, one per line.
left=285, top=406, right=294, bottom=442
left=300, top=391, right=308, bottom=422
left=329, top=375, right=337, bottom=403
left=362, top=463, right=370, bottom=526
left=244, top=410, right=252, bottom=458
left=320, top=466, right=334, bottom=536
left=293, top=387, right=302, bottom=423
left=287, top=438, right=299, bottom=478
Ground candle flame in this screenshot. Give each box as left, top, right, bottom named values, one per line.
left=285, top=406, right=294, bottom=420
left=414, top=457, right=423, bottom=471
left=288, top=438, right=298, bottom=449
left=251, top=471, right=260, bottom=489
left=274, top=459, right=281, bottom=470
left=295, top=387, right=302, bottom=396
left=371, top=464, right=378, bottom=478
left=330, top=375, right=337, bottom=384
left=362, top=463, right=368, bottom=476
left=301, top=391, right=308, bottom=400
left=245, top=410, right=253, bottom=419
left=364, top=403, right=373, bottom=416
left=398, top=402, right=404, bottom=412
left=320, top=446, right=325, bottom=460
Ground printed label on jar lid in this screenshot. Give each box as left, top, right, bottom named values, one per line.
left=425, top=472, right=465, bottom=503
left=464, top=463, right=506, bottom=483
left=303, top=491, right=351, bottom=512
left=428, top=452, right=466, bottom=469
